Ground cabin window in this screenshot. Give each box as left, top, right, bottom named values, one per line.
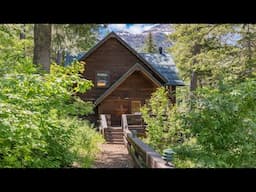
left=131, top=101, right=141, bottom=114
left=96, top=72, right=109, bottom=88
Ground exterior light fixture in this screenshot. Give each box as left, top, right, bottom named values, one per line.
left=162, top=148, right=175, bottom=166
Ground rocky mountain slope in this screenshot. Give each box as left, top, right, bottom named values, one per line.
left=116, top=24, right=173, bottom=52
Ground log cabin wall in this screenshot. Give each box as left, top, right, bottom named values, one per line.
left=98, top=71, right=159, bottom=126
left=77, top=34, right=181, bottom=125
left=80, top=38, right=145, bottom=101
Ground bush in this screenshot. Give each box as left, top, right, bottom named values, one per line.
left=0, top=49, right=103, bottom=167
left=178, top=79, right=256, bottom=167
left=141, top=80, right=256, bottom=168
left=141, top=87, right=186, bottom=153
left=0, top=26, right=104, bottom=167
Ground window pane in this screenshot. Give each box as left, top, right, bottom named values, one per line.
left=96, top=72, right=109, bottom=87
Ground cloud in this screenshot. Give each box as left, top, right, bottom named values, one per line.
left=108, top=24, right=157, bottom=34
left=108, top=24, right=127, bottom=31
left=128, top=24, right=157, bottom=34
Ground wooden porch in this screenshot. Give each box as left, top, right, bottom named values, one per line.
left=99, top=114, right=146, bottom=144
left=99, top=113, right=174, bottom=168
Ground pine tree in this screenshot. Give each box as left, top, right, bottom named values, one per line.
left=143, top=32, right=157, bottom=53
left=170, top=24, right=243, bottom=88
left=51, top=24, right=104, bottom=65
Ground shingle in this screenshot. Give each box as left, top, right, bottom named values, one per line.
left=66, top=52, right=184, bottom=86
left=139, top=53, right=185, bottom=86
left=64, top=52, right=85, bottom=66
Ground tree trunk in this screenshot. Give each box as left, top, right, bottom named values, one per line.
left=56, top=50, right=63, bottom=65
left=189, top=42, right=201, bottom=110
left=33, top=24, right=52, bottom=72
left=20, top=24, right=26, bottom=57
left=190, top=71, right=198, bottom=91
left=246, top=24, right=253, bottom=77
left=20, top=24, right=26, bottom=40
left=190, top=42, right=201, bottom=92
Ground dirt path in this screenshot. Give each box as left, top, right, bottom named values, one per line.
left=92, top=143, right=132, bottom=168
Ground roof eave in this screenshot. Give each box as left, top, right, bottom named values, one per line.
left=95, top=63, right=162, bottom=106
left=78, top=31, right=168, bottom=84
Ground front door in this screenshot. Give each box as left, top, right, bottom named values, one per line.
left=131, top=100, right=141, bottom=114
left=99, top=100, right=142, bottom=126
left=99, top=99, right=129, bottom=126
left=113, top=102, right=129, bottom=125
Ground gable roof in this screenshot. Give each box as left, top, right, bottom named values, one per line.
left=78, top=31, right=184, bottom=86
left=95, top=63, right=162, bottom=106
left=79, top=31, right=167, bottom=83
left=140, top=53, right=185, bottom=86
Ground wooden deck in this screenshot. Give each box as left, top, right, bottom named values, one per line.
left=99, top=114, right=174, bottom=168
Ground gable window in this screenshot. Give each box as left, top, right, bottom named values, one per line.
left=96, top=72, right=109, bottom=88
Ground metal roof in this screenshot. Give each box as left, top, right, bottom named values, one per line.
left=65, top=32, right=185, bottom=86
left=64, top=52, right=85, bottom=66
left=139, top=53, right=185, bottom=86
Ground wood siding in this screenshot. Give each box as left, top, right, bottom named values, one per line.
left=81, top=38, right=145, bottom=101
left=98, top=71, right=158, bottom=125
left=78, top=36, right=175, bottom=125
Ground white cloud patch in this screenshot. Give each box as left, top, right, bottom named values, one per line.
left=108, top=24, right=127, bottom=31
left=128, top=24, right=157, bottom=34
left=108, top=24, right=157, bottom=34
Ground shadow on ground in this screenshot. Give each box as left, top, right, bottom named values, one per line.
left=92, top=144, right=133, bottom=168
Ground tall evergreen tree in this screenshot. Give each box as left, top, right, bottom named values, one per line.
left=33, top=24, right=105, bottom=69
left=51, top=24, right=104, bottom=65
left=170, top=24, right=242, bottom=88
left=143, top=32, right=157, bottom=53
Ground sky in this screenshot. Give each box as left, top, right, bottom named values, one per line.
left=107, top=24, right=157, bottom=34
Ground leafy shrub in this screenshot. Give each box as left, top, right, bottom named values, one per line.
left=0, top=27, right=103, bottom=167
left=141, top=87, right=185, bottom=153
left=178, top=79, right=256, bottom=167
left=141, top=80, right=256, bottom=168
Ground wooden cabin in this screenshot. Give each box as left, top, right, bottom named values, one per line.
left=78, top=32, right=184, bottom=126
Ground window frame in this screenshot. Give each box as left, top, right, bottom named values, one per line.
left=95, top=71, right=110, bottom=88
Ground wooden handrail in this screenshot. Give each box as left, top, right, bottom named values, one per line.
left=99, top=114, right=108, bottom=135
left=122, top=114, right=174, bottom=168
left=121, top=114, right=128, bottom=130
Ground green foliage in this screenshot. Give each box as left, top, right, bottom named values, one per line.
left=140, top=87, right=169, bottom=151
left=177, top=79, right=256, bottom=167
left=52, top=24, right=100, bottom=52
left=140, top=24, right=256, bottom=168
left=141, top=88, right=185, bottom=152
left=0, top=25, right=103, bottom=167
left=169, top=24, right=256, bottom=87
left=164, top=24, right=256, bottom=167
left=143, top=32, right=157, bottom=53
left=71, top=121, right=104, bottom=167
left=142, top=81, right=256, bottom=167
left=52, top=24, right=103, bottom=65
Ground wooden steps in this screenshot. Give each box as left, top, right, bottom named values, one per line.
left=104, top=127, right=124, bottom=144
